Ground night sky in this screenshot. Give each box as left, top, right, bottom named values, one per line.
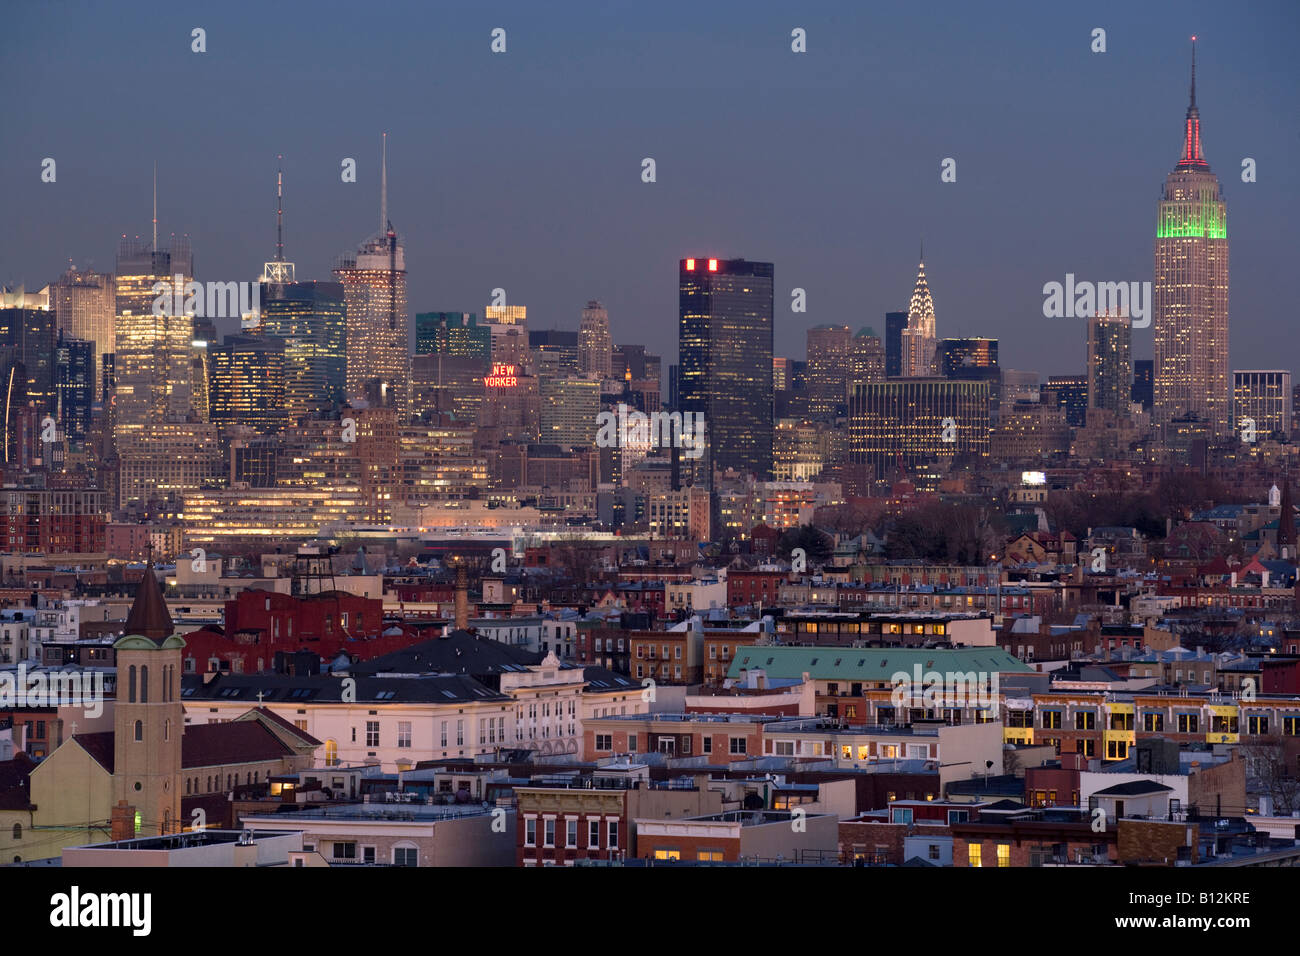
left=2, top=0, right=1297, bottom=378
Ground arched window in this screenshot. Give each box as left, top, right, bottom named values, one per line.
left=325, top=739, right=339, bottom=767
left=227, top=774, right=232, bottom=789
left=11, top=824, right=20, bottom=840
left=133, top=720, right=143, bottom=742
left=185, top=778, right=191, bottom=795
left=253, top=771, right=259, bottom=783
left=206, top=776, right=212, bottom=791
left=140, top=665, right=148, bottom=703
left=128, top=665, right=136, bottom=703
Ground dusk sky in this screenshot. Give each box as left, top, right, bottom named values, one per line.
left=2, top=0, right=1296, bottom=377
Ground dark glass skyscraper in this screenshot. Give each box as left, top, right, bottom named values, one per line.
left=55, top=331, right=94, bottom=440
left=417, top=312, right=489, bottom=359
left=885, top=311, right=907, bottom=378
left=0, top=297, right=56, bottom=419
left=1132, top=359, right=1154, bottom=411
left=260, top=281, right=347, bottom=423
left=678, top=257, right=774, bottom=483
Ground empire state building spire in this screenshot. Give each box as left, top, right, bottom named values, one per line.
left=1178, top=36, right=1209, bottom=170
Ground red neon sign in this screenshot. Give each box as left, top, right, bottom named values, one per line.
left=484, top=364, right=518, bottom=388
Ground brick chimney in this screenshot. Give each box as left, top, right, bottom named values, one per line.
left=454, top=563, right=469, bottom=630
left=110, top=800, right=136, bottom=842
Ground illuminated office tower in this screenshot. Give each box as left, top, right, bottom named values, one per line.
left=209, top=334, right=287, bottom=434
left=900, top=255, right=937, bottom=377
left=848, top=328, right=886, bottom=389
left=417, top=312, right=489, bottom=359
left=848, top=378, right=989, bottom=483
left=1086, top=314, right=1133, bottom=419
left=114, top=234, right=199, bottom=431
left=49, top=267, right=114, bottom=402
left=678, top=257, right=774, bottom=483
left=336, top=135, right=409, bottom=421
left=541, top=377, right=601, bottom=447
left=1233, top=370, right=1292, bottom=438
left=579, top=300, right=613, bottom=377
left=484, top=305, right=527, bottom=328
left=806, top=325, right=851, bottom=419
left=1154, top=40, right=1229, bottom=435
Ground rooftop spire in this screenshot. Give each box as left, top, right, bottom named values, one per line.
left=380, top=132, right=388, bottom=236
left=152, top=162, right=157, bottom=253
left=1178, top=36, right=1208, bottom=169
left=275, top=154, right=285, bottom=263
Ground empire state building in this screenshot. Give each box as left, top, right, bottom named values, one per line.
left=1154, top=39, right=1229, bottom=436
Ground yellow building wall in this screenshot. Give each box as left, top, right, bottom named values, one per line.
left=29, top=742, right=114, bottom=853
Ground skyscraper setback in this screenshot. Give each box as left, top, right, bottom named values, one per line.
left=337, top=135, right=410, bottom=421
left=678, top=257, right=774, bottom=483
left=1154, top=40, right=1229, bottom=437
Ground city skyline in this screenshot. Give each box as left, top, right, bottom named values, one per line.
left=1, top=1, right=1296, bottom=377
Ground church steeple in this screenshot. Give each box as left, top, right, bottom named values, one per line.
left=122, top=557, right=174, bottom=644
left=1279, top=470, right=1295, bottom=560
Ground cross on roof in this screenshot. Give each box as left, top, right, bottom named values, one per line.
left=256, top=690, right=265, bottom=704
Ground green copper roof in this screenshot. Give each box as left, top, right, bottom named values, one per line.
left=726, top=645, right=1034, bottom=680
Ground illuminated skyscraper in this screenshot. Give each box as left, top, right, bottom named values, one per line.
left=336, top=134, right=409, bottom=421
left=579, top=300, right=613, bottom=377
left=678, top=257, right=774, bottom=482
left=1154, top=40, right=1229, bottom=436
left=49, top=267, right=114, bottom=402
left=901, top=255, right=937, bottom=377
left=209, top=334, right=288, bottom=434
left=114, top=234, right=199, bottom=431
left=806, top=325, right=851, bottom=419
left=848, top=329, right=887, bottom=403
